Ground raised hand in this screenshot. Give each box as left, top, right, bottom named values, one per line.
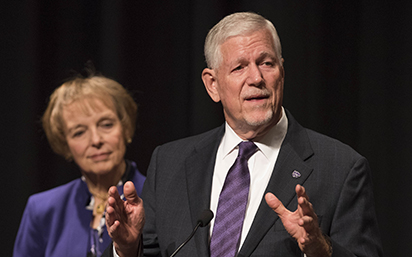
left=265, top=184, right=331, bottom=257
left=106, top=181, right=145, bottom=257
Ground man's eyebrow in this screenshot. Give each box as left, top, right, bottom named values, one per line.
left=232, top=56, right=248, bottom=64
left=258, top=51, right=276, bottom=60
left=229, top=51, right=276, bottom=66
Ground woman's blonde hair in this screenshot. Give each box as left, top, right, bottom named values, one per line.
left=42, top=72, right=137, bottom=160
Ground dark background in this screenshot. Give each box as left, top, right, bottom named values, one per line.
left=3, top=1, right=411, bottom=256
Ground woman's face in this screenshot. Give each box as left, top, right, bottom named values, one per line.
left=62, top=97, right=126, bottom=176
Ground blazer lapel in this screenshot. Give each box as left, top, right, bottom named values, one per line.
left=239, top=111, right=314, bottom=257
left=185, top=125, right=225, bottom=257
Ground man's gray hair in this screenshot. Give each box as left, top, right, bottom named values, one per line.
left=204, top=12, right=283, bottom=69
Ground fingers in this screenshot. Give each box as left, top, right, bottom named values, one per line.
left=123, top=181, right=141, bottom=206
left=106, top=199, right=118, bottom=226
left=265, top=192, right=288, bottom=216
left=108, top=186, right=123, bottom=211
left=106, top=187, right=118, bottom=225
left=296, top=185, right=314, bottom=216
left=106, top=201, right=118, bottom=238
left=298, top=215, right=316, bottom=230
left=106, top=185, right=126, bottom=232
left=109, top=186, right=124, bottom=211
left=107, top=220, right=120, bottom=237
left=265, top=186, right=316, bottom=224
left=295, top=184, right=309, bottom=200
left=106, top=183, right=142, bottom=228
left=109, top=185, right=121, bottom=198
left=266, top=185, right=324, bottom=254
left=295, top=185, right=319, bottom=236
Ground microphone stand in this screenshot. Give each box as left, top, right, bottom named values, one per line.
left=169, top=210, right=213, bottom=257
left=169, top=222, right=202, bottom=257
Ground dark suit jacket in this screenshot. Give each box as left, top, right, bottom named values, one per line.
left=107, top=110, right=383, bottom=257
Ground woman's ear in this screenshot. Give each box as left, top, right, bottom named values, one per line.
left=202, top=68, right=220, bottom=103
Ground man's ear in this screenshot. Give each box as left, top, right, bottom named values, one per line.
left=202, top=68, right=220, bottom=103
left=280, top=58, right=285, bottom=79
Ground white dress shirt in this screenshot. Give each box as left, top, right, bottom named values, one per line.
left=209, top=107, right=288, bottom=249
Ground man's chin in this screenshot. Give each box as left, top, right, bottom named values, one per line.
left=245, top=111, right=274, bottom=127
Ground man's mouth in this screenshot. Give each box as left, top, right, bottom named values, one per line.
left=245, top=94, right=269, bottom=101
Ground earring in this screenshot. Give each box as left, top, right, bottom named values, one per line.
left=127, top=138, right=132, bottom=144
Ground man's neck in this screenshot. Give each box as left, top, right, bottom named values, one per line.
left=230, top=111, right=283, bottom=140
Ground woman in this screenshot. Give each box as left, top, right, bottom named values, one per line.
left=13, top=70, right=145, bottom=257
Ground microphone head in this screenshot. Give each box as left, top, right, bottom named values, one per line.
left=197, top=210, right=214, bottom=227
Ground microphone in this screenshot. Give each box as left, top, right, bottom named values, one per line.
left=169, top=210, right=214, bottom=257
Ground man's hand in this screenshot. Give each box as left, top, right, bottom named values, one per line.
left=106, top=181, right=145, bottom=257
left=265, top=184, right=331, bottom=257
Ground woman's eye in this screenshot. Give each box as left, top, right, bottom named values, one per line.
left=101, top=122, right=114, bottom=129
left=72, top=131, right=84, bottom=138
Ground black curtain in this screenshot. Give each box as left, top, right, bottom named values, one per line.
left=3, top=1, right=411, bottom=256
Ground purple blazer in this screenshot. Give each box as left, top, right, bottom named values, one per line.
left=13, top=160, right=145, bottom=257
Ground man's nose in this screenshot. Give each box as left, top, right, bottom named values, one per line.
left=246, top=64, right=263, bottom=86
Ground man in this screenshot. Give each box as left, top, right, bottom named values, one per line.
left=104, top=12, right=383, bottom=257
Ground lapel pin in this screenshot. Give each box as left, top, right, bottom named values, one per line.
left=292, top=170, right=301, bottom=178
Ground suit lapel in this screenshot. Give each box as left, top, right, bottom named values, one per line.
left=239, top=111, right=314, bottom=257
left=185, top=126, right=225, bottom=257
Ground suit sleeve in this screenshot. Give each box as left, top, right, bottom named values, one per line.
left=141, top=146, right=162, bottom=256
left=101, top=243, right=115, bottom=257
left=328, top=157, right=384, bottom=257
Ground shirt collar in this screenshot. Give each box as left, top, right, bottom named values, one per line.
left=221, top=107, right=288, bottom=160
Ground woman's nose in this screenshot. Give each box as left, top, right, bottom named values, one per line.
left=90, top=129, right=103, bottom=147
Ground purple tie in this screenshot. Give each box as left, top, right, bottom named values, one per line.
left=210, top=141, right=257, bottom=257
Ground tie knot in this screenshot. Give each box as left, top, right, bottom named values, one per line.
left=238, top=141, right=257, bottom=160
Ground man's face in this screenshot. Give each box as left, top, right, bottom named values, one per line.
left=206, top=29, right=284, bottom=137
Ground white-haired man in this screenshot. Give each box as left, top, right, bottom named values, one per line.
left=104, top=12, right=383, bottom=257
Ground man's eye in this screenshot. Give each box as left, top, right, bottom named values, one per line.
left=232, top=66, right=243, bottom=72
left=262, top=61, right=274, bottom=66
